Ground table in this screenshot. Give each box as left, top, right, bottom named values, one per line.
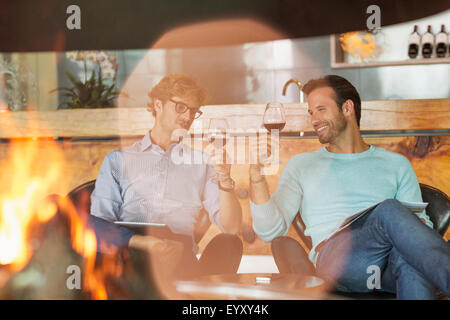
left=174, top=273, right=328, bottom=300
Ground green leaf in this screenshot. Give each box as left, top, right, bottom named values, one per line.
left=65, top=71, right=80, bottom=85
left=88, top=68, right=95, bottom=85
left=98, top=64, right=103, bottom=87
left=49, top=87, right=70, bottom=94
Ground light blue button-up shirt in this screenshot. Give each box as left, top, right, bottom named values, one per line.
left=90, top=131, right=224, bottom=238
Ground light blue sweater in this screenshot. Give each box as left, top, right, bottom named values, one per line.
left=250, top=145, right=433, bottom=266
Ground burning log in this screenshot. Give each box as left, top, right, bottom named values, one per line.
left=0, top=196, right=87, bottom=299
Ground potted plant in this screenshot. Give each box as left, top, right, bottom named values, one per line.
left=51, top=51, right=119, bottom=109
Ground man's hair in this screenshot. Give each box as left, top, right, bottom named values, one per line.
left=148, top=73, right=210, bottom=116
left=302, top=75, right=361, bottom=127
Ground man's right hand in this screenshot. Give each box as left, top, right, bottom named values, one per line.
left=248, top=133, right=279, bottom=178
left=248, top=134, right=279, bottom=204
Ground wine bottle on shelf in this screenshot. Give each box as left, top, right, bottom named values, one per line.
left=407, top=25, right=420, bottom=59
left=421, top=25, right=434, bottom=58
left=448, top=28, right=450, bottom=56
left=435, top=24, right=448, bottom=58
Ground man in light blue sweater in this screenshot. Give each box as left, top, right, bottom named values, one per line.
left=249, top=75, right=449, bottom=299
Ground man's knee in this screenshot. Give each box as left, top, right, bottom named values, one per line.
left=271, top=236, right=304, bottom=256
left=200, top=233, right=243, bottom=275
left=271, top=236, right=309, bottom=264
left=209, top=233, right=243, bottom=254
left=372, top=198, right=411, bottom=219
left=271, top=236, right=314, bottom=275
left=377, top=198, right=402, bottom=210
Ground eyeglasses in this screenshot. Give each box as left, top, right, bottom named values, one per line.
left=169, top=98, right=203, bottom=119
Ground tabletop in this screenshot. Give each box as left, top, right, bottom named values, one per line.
left=174, top=272, right=329, bottom=300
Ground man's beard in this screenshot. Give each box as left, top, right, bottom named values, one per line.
left=318, top=113, right=347, bottom=144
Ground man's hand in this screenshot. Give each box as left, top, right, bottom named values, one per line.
left=204, top=142, right=242, bottom=234
left=204, top=143, right=233, bottom=187
left=248, top=134, right=279, bottom=204
left=249, top=134, right=279, bottom=181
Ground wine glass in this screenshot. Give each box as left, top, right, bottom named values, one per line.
left=208, top=118, right=228, bottom=144
left=207, top=118, right=229, bottom=164
left=263, top=102, right=286, bottom=131
left=261, top=103, right=285, bottom=161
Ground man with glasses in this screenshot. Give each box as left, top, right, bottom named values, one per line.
left=89, top=73, right=243, bottom=283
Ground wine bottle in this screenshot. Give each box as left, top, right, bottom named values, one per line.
left=436, top=24, right=448, bottom=58
left=407, top=25, right=420, bottom=59
left=421, top=25, right=434, bottom=58
left=449, top=28, right=450, bottom=56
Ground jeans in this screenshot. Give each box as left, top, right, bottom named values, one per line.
left=315, top=199, right=450, bottom=299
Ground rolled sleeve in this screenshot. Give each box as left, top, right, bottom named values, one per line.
left=250, top=156, right=303, bottom=242
left=90, top=151, right=123, bottom=222
left=250, top=199, right=289, bottom=242
left=89, top=151, right=136, bottom=250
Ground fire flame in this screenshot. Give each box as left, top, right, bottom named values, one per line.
left=0, top=122, right=122, bottom=299
left=57, top=195, right=123, bottom=300
left=0, top=139, right=63, bottom=271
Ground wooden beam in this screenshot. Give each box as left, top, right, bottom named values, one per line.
left=0, top=99, right=448, bottom=138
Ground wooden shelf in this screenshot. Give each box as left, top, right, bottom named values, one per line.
left=330, top=34, right=450, bottom=69
left=332, top=57, right=450, bottom=69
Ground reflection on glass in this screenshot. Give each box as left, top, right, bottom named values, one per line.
left=207, top=118, right=228, bottom=143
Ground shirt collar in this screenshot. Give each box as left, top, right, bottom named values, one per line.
left=139, top=131, right=187, bottom=155
left=139, top=131, right=153, bottom=152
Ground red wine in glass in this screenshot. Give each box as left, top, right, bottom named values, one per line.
left=264, top=122, right=286, bottom=131
left=262, top=103, right=286, bottom=159
left=263, top=103, right=286, bottom=132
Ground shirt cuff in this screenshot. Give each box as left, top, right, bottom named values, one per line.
left=249, top=199, right=283, bottom=242
left=417, top=210, right=434, bottom=229
left=249, top=199, right=276, bottom=220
